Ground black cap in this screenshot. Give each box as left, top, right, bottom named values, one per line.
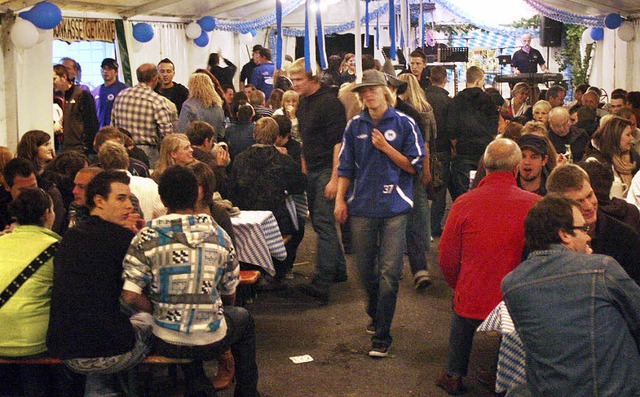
left=518, top=134, right=548, bottom=156
left=101, top=58, right=118, bottom=70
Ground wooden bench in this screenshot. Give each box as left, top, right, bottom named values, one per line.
left=238, top=270, right=261, bottom=306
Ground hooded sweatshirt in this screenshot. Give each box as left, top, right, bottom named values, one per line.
left=447, top=87, right=498, bottom=160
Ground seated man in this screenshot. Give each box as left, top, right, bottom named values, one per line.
left=547, top=164, right=640, bottom=285
left=229, top=117, right=307, bottom=282
left=121, top=165, right=260, bottom=397
left=47, top=170, right=151, bottom=395
left=93, top=126, right=150, bottom=178
left=502, top=196, right=640, bottom=395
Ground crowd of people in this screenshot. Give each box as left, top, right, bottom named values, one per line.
left=1, top=39, right=640, bottom=397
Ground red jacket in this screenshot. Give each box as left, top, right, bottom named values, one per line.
left=439, top=172, right=540, bottom=320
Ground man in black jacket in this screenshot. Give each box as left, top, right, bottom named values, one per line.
left=547, top=164, right=640, bottom=285
left=447, top=66, right=498, bottom=201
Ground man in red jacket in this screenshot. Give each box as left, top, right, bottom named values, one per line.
left=436, top=138, right=540, bottom=394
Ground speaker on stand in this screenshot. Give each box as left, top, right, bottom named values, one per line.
left=540, top=16, right=563, bottom=47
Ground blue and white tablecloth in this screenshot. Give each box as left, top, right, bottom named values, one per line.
left=231, top=210, right=287, bottom=276
left=477, top=301, right=527, bottom=393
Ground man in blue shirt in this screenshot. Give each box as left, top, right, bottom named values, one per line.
left=250, top=48, right=275, bottom=100
left=93, top=58, right=128, bottom=129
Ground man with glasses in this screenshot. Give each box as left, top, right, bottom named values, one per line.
left=502, top=195, right=640, bottom=395
left=546, top=164, right=640, bottom=285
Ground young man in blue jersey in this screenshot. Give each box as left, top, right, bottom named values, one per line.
left=335, top=70, right=424, bottom=358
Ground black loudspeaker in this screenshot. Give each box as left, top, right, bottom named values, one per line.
left=540, top=16, right=563, bottom=47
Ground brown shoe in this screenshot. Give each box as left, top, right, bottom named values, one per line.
left=212, top=349, right=235, bottom=391
left=436, top=370, right=468, bottom=395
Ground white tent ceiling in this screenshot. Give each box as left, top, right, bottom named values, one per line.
left=1, top=0, right=639, bottom=22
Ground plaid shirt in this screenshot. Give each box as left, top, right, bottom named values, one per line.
left=111, top=83, right=173, bottom=146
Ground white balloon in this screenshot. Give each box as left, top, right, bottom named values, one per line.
left=618, top=21, right=635, bottom=42
left=37, top=27, right=48, bottom=44
left=130, top=39, right=143, bottom=53
left=239, top=32, right=253, bottom=46
left=11, top=18, right=39, bottom=49
left=186, top=22, right=201, bottom=40
left=581, top=28, right=595, bottom=45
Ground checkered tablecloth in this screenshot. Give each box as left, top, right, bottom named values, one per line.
left=477, top=301, right=527, bottom=393
left=231, top=210, right=287, bottom=276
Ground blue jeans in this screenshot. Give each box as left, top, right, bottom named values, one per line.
left=306, top=168, right=346, bottom=291
left=406, top=172, right=430, bottom=275
left=154, top=306, right=259, bottom=397
left=450, top=155, right=479, bottom=202
left=430, top=151, right=451, bottom=236
left=445, top=312, right=483, bottom=376
left=351, top=214, right=408, bottom=347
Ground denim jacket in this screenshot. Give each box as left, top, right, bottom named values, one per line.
left=502, top=245, right=640, bottom=396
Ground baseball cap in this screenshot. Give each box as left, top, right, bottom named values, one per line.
left=518, top=134, right=548, bottom=156
left=101, top=58, right=119, bottom=70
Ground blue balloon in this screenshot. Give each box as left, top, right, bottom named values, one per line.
left=194, top=31, right=209, bottom=47
left=197, top=16, right=216, bottom=32
left=249, top=29, right=258, bottom=37
left=604, top=13, right=623, bottom=30
left=590, top=27, right=604, bottom=41
left=20, top=1, right=62, bottom=30
left=133, top=23, right=154, bottom=43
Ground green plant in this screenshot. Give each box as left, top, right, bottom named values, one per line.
left=554, top=24, right=592, bottom=86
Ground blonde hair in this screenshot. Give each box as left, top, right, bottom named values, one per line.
left=511, top=82, right=530, bottom=96
left=289, top=58, right=321, bottom=83
left=188, top=73, right=223, bottom=108
left=154, top=133, right=191, bottom=180
left=397, top=73, right=432, bottom=113
left=521, top=121, right=548, bottom=137
left=281, top=90, right=299, bottom=109
left=532, top=100, right=552, bottom=114
left=356, top=85, right=396, bottom=109
left=253, top=117, right=280, bottom=144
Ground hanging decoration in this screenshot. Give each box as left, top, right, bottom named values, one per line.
left=194, top=31, right=209, bottom=47
left=419, top=1, right=424, bottom=48
left=197, top=16, right=216, bottom=32
left=19, top=1, right=62, bottom=30
left=132, top=22, right=154, bottom=43
left=186, top=22, right=202, bottom=39
left=276, top=0, right=284, bottom=69
left=590, top=27, right=604, bottom=41
left=376, top=10, right=380, bottom=50
left=354, top=0, right=362, bottom=83
left=364, top=0, right=370, bottom=48
left=315, top=0, right=328, bottom=69
left=11, top=17, right=40, bottom=49
left=581, top=27, right=595, bottom=44
left=617, top=21, right=635, bottom=42
left=520, top=0, right=604, bottom=27
left=304, top=0, right=318, bottom=73
left=604, top=13, right=624, bottom=29
left=389, top=0, right=396, bottom=60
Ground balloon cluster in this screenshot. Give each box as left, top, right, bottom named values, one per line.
left=584, top=13, right=635, bottom=44
left=185, top=16, right=216, bottom=47
left=12, top=1, right=62, bottom=49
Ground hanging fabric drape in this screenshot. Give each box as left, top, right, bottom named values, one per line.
left=420, top=1, right=425, bottom=49
left=364, top=0, right=370, bottom=48
left=376, top=10, right=380, bottom=50
left=276, top=0, right=283, bottom=69
left=389, top=0, right=396, bottom=60
left=315, top=0, right=327, bottom=69
left=354, top=0, right=362, bottom=83
left=304, top=0, right=317, bottom=73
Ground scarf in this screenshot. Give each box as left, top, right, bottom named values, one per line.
left=613, top=152, right=635, bottom=194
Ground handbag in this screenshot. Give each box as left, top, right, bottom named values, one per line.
left=0, top=242, right=59, bottom=309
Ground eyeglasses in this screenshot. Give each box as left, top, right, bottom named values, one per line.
left=570, top=225, right=590, bottom=233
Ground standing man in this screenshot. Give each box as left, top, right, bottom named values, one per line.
left=447, top=66, right=498, bottom=201
left=111, top=63, right=174, bottom=168
left=335, top=70, right=424, bottom=357
left=290, top=57, right=347, bottom=304
left=93, top=58, right=129, bottom=129
left=403, top=49, right=430, bottom=90
left=53, top=64, right=99, bottom=154
left=436, top=139, right=539, bottom=394
left=502, top=196, right=640, bottom=395
left=546, top=84, right=566, bottom=108
left=240, top=45, right=263, bottom=92
left=250, top=48, right=275, bottom=100
left=155, top=58, right=189, bottom=115
left=121, top=166, right=259, bottom=397
left=511, top=34, right=549, bottom=74
left=208, top=52, right=237, bottom=89
left=60, top=57, right=91, bottom=92
left=425, top=65, right=453, bottom=236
